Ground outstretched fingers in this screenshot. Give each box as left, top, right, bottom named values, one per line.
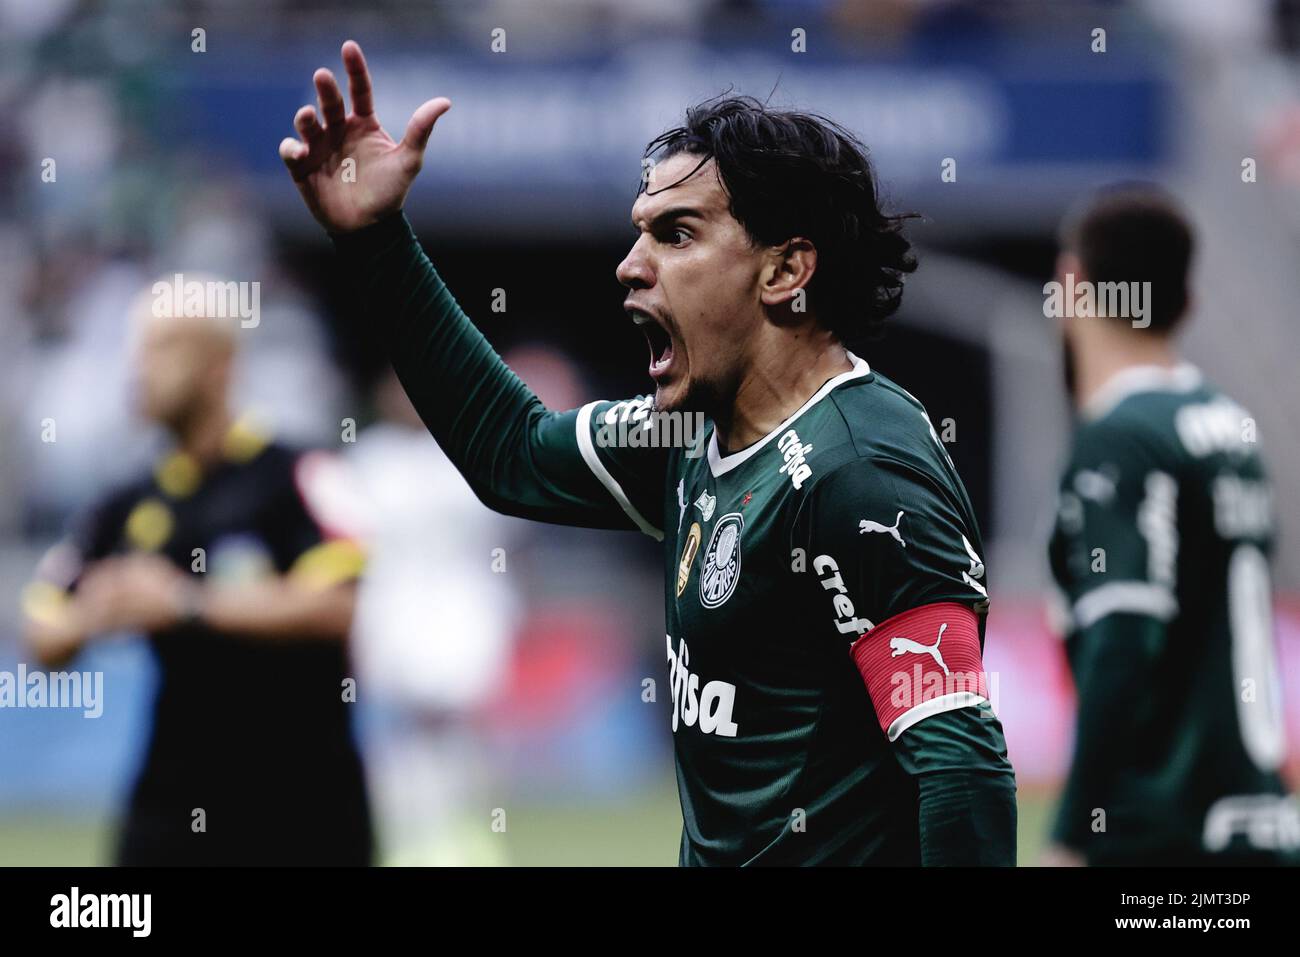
left=341, top=40, right=375, bottom=117
left=401, top=97, right=452, bottom=157
left=314, top=68, right=348, bottom=143
left=279, top=137, right=309, bottom=179
left=279, top=105, right=327, bottom=180
left=294, top=104, right=326, bottom=154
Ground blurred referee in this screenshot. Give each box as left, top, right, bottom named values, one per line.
left=21, top=280, right=373, bottom=866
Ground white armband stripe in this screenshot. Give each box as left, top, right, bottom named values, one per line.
left=888, top=691, right=988, bottom=742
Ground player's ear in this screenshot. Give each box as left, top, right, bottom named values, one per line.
left=760, top=237, right=816, bottom=309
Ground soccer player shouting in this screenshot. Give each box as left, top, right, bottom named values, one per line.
left=281, top=41, right=1015, bottom=865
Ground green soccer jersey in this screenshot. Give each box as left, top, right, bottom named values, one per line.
left=580, top=359, right=1003, bottom=864
left=333, top=213, right=1016, bottom=866
left=1048, top=364, right=1297, bottom=864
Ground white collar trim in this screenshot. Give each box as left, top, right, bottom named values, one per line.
left=1082, top=362, right=1202, bottom=422
left=706, top=352, right=871, bottom=478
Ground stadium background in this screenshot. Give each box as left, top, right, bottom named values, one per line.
left=1, top=0, right=1299, bottom=865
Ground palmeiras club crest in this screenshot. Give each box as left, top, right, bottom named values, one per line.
left=699, top=512, right=744, bottom=608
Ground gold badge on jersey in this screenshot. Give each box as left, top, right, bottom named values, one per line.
left=676, top=522, right=702, bottom=598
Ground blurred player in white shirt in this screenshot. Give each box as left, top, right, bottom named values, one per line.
left=340, top=370, right=520, bottom=865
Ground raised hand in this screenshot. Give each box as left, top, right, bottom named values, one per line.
left=279, top=40, right=451, bottom=232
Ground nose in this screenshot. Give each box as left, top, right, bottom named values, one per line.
left=616, top=235, right=654, bottom=290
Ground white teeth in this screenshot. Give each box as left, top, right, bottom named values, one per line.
left=630, top=311, right=651, bottom=326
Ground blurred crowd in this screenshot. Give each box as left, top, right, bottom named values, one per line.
left=3, top=0, right=1298, bottom=523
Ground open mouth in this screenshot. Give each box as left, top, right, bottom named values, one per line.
left=629, top=308, right=676, bottom=379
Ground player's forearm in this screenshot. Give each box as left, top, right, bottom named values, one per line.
left=1051, top=612, right=1163, bottom=850
left=917, top=769, right=1017, bottom=866
left=194, top=579, right=356, bottom=641
left=895, top=702, right=1018, bottom=866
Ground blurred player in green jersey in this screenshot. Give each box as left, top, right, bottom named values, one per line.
left=1045, top=187, right=1297, bottom=866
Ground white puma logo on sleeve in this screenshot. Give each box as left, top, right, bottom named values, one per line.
left=859, top=510, right=906, bottom=547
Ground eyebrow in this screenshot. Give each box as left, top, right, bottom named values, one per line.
left=631, top=206, right=707, bottom=232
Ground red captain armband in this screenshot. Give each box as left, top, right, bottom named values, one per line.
left=849, top=602, right=988, bottom=742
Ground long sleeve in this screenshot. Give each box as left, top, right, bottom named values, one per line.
left=1046, top=414, right=1178, bottom=854
left=893, top=702, right=1018, bottom=866
left=791, top=456, right=1017, bottom=865
left=332, top=212, right=666, bottom=535
left=1050, top=612, right=1163, bottom=851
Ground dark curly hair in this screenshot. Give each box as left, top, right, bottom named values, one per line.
left=642, top=94, right=917, bottom=346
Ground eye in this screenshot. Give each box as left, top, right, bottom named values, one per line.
left=667, top=227, right=691, bottom=246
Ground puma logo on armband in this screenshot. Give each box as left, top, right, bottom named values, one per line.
left=889, top=622, right=950, bottom=676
